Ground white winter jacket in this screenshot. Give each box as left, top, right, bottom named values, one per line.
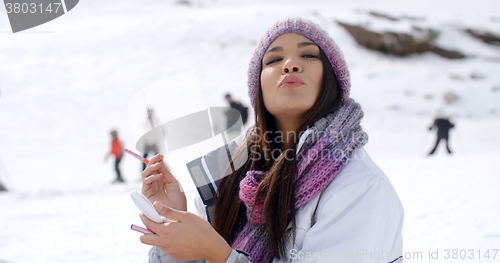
left=149, top=148, right=404, bottom=263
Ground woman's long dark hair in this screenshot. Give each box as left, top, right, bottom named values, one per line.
left=213, top=47, right=343, bottom=259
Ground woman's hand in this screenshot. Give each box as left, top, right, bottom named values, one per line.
left=142, top=154, right=187, bottom=211
left=140, top=202, right=232, bottom=263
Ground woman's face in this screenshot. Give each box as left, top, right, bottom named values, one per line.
left=260, top=33, right=323, bottom=119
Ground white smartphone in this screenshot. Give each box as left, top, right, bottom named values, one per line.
left=130, top=190, right=170, bottom=223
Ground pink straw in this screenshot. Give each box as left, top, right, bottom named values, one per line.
left=131, top=224, right=154, bottom=234
left=125, top=149, right=150, bottom=165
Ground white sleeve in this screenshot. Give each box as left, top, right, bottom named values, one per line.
left=149, top=246, right=206, bottom=263
left=193, top=194, right=208, bottom=221
left=289, top=174, right=404, bottom=263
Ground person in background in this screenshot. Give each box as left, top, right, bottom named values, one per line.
left=0, top=172, right=7, bottom=191
left=225, top=94, right=249, bottom=127
left=142, top=108, right=160, bottom=171
left=428, top=109, right=455, bottom=155
left=105, top=130, right=125, bottom=183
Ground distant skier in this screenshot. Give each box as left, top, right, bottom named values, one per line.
left=105, top=130, right=125, bottom=183
left=0, top=155, right=8, bottom=191
left=224, top=93, right=248, bottom=134
left=428, top=110, right=455, bottom=155
left=0, top=172, right=6, bottom=191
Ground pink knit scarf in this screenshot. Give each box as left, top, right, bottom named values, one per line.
left=231, top=99, right=367, bottom=262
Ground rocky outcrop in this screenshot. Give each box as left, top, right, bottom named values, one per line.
left=337, top=21, right=466, bottom=59
left=465, top=29, right=500, bottom=46
left=430, top=46, right=466, bottom=59
left=368, top=11, right=399, bottom=22
left=368, top=11, right=425, bottom=22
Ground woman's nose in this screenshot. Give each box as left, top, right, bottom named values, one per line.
left=282, top=59, right=302, bottom=74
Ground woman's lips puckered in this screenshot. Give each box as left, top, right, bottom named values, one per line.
left=279, top=75, right=304, bottom=89
left=280, top=82, right=305, bottom=89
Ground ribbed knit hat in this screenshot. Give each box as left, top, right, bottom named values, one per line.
left=247, top=18, right=351, bottom=109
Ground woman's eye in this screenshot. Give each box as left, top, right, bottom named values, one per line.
left=303, top=54, right=319, bottom=58
left=264, top=54, right=318, bottom=65
left=265, top=58, right=282, bottom=65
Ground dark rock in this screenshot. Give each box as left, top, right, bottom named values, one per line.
left=465, top=29, right=500, bottom=46
left=401, top=15, right=425, bottom=22
left=369, top=11, right=399, bottom=22
left=337, top=22, right=385, bottom=50
left=430, top=46, right=466, bottom=59
left=337, top=21, right=436, bottom=56
left=367, top=10, right=424, bottom=22
left=337, top=21, right=465, bottom=59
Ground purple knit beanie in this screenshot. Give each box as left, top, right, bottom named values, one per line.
left=247, top=18, right=351, bottom=109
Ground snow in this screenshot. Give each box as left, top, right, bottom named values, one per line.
left=0, top=0, right=499, bottom=262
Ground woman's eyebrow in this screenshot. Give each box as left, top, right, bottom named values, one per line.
left=265, top=42, right=317, bottom=53
left=297, top=42, right=316, bottom=48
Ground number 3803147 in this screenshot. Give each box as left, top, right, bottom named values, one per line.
left=5, top=2, right=63, bottom=14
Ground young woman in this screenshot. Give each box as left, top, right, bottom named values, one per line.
left=139, top=18, right=404, bottom=263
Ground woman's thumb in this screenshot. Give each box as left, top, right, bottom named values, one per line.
left=154, top=201, right=181, bottom=221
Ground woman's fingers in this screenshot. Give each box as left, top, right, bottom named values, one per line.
left=143, top=173, right=163, bottom=185
left=142, top=154, right=176, bottom=183
left=139, top=232, right=156, bottom=246
left=159, top=165, right=178, bottom=184
left=141, top=162, right=162, bottom=180
left=153, top=201, right=184, bottom=221
left=139, top=232, right=164, bottom=247
left=137, top=218, right=161, bottom=245
left=139, top=212, right=177, bottom=244
left=149, top=154, right=163, bottom=165
left=139, top=213, right=165, bottom=235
